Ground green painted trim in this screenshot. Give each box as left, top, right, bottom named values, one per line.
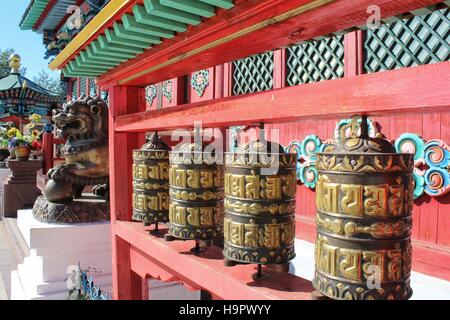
left=59, top=0, right=233, bottom=78
left=105, top=28, right=154, bottom=49
left=20, top=0, right=49, bottom=30
left=91, top=40, right=135, bottom=59
left=79, top=52, right=120, bottom=67
left=132, top=5, right=187, bottom=32
left=98, top=35, right=144, bottom=54
left=199, top=0, right=234, bottom=9
left=122, top=13, right=174, bottom=39
left=70, top=60, right=112, bottom=73
left=85, top=45, right=127, bottom=63
left=113, top=22, right=162, bottom=44
left=161, top=0, right=215, bottom=18
left=63, top=67, right=100, bottom=77
left=144, top=0, right=202, bottom=25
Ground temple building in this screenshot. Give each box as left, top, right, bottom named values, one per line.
left=0, top=54, right=62, bottom=126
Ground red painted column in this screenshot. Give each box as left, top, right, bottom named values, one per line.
left=223, top=63, right=233, bottom=97
left=344, top=30, right=364, bottom=76
left=273, top=49, right=286, bottom=89
left=86, top=78, right=90, bottom=97
left=214, top=65, right=224, bottom=99
left=109, top=85, right=145, bottom=300
left=67, top=79, right=73, bottom=102
left=76, top=77, right=81, bottom=98
left=42, top=132, right=54, bottom=174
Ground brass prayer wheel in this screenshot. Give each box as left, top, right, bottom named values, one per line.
left=223, top=138, right=297, bottom=266
left=312, top=116, right=414, bottom=300
left=168, top=143, right=224, bottom=243
left=132, top=133, right=170, bottom=226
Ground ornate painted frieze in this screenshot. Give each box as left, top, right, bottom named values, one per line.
left=285, top=119, right=449, bottom=199
left=145, top=85, right=157, bottom=106
left=191, top=69, right=210, bottom=97
left=162, top=80, right=173, bottom=103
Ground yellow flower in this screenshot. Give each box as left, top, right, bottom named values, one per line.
left=7, top=128, right=17, bottom=138
left=30, top=114, right=42, bottom=123
left=31, top=130, right=40, bottom=138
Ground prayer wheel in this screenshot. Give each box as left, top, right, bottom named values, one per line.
left=312, top=117, right=414, bottom=300
left=223, top=138, right=297, bottom=268
left=132, top=133, right=170, bottom=227
left=167, top=143, right=224, bottom=245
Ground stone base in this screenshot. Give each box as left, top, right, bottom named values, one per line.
left=32, top=195, right=110, bottom=224
left=2, top=159, right=42, bottom=218
left=10, top=210, right=112, bottom=300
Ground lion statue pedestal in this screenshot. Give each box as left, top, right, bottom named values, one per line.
left=32, top=96, right=110, bottom=224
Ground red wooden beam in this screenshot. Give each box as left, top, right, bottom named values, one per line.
left=114, top=61, right=450, bottom=132
left=115, top=221, right=314, bottom=300
left=98, top=0, right=443, bottom=88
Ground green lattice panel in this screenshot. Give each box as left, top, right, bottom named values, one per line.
left=286, top=36, right=344, bottom=86
left=232, top=51, right=274, bottom=95
left=365, top=8, right=450, bottom=73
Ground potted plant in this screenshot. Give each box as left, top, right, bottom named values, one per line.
left=0, top=127, right=10, bottom=161
left=8, top=137, right=31, bottom=160
left=6, top=126, right=23, bottom=160
left=24, top=115, right=44, bottom=160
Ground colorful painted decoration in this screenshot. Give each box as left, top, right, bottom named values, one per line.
left=394, top=134, right=450, bottom=198
left=162, top=80, right=173, bottom=103
left=395, top=133, right=425, bottom=161
left=285, top=140, right=301, bottom=180
left=395, top=133, right=426, bottom=198
left=334, top=117, right=379, bottom=142
left=191, top=69, right=210, bottom=97
left=286, top=123, right=449, bottom=199
left=145, top=85, right=157, bottom=106
left=423, top=139, right=450, bottom=197
left=286, top=135, right=323, bottom=188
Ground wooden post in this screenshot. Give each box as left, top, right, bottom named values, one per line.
left=223, top=62, right=233, bottom=97
left=86, top=77, right=90, bottom=97
left=344, top=30, right=364, bottom=77
left=273, top=49, right=286, bottom=89
left=109, top=85, right=144, bottom=299
left=77, top=77, right=81, bottom=98
left=113, top=236, right=143, bottom=300
left=42, top=132, right=54, bottom=174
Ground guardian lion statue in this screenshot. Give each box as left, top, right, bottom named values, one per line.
left=43, top=95, right=109, bottom=203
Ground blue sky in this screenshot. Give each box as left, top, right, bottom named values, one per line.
left=0, top=0, right=61, bottom=80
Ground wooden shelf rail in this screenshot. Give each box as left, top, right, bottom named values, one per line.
left=114, top=221, right=315, bottom=300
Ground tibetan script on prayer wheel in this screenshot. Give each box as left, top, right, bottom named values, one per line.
left=132, top=133, right=171, bottom=225
left=223, top=139, right=297, bottom=265
left=312, top=116, right=414, bottom=300
left=168, top=143, right=224, bottom=242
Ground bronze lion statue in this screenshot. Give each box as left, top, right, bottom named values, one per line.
left=43, top=95, right=109, bottom=203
